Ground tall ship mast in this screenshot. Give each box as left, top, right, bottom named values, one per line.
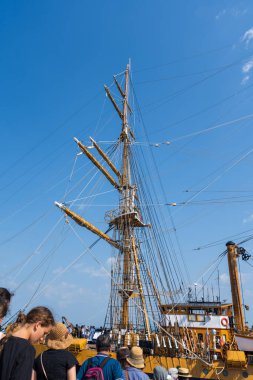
left=56, top=63, right=165, bottom=338
left=54, top=64, right=253, bottom=379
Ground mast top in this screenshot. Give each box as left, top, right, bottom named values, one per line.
left=226, top=241, right=235, bottom=246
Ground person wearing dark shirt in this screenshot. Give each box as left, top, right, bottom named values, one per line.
left=33, top=322, right=78, bottom=380
left=77, top=334, right=123, bottom=380
left=0, top=306, right=54, bottom=380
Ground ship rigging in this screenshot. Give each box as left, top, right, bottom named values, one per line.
left=53, top=64, right=253, bottom=378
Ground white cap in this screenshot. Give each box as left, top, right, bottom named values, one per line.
left=168, top=368, right=178, bottom=379
left=168, top=368, right=178, bottom=375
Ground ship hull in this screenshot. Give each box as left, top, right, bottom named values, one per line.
left=75, top=349, right=253, bottom=379
left=34, top=343, right=253, bottom=379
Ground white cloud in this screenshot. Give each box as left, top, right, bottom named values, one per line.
left=72, top=263, right=109, bottom=278
left=241, top=58, right=253, bottom=86
left=241, top=75, right=250, bottom=85
left=216, top=8, right=247, bottom=20
left=242, top=59, right=253, bottom=73
left=243, top=213, right=253, bottom=223
left=239, top=272, right=251, bottom=285
left=219, top=272, right=229, bottom=285
left=215, top=9, right=226, bottom=20
left=71, top=256, right=117, bottom=278
left=242, top=27, right=253, bottom=46
left=231, top=8, right=247, bottom=17
left=43, top=281, right=91, bottom=307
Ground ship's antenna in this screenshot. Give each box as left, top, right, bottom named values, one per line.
left=217, top=268, right=221, bottom=302
left=211, top=283, right=214, bottom=302
left=202, top=277, right=205, bottom=301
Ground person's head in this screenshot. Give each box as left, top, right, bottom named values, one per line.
left=45, top=322, right=73, bottom=349
left=168, top=368, right=178, bottom=380
left=177, top=368, right=192, bottom=379
left=153, top=366, right=168, bottom=380
left=25, top=306, right=55, bottom=343
left=126, top=346, right=145, bottom=370
left=0, top=288, right=13, bottom=322
left=117, top=346, right=130, bottom=369
left=96, top=334, right=111, bottom=353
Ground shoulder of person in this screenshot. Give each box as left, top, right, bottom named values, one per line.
left=64, top=350, right=78, bottom=362
left=111, top=357, right=122, bottom=366
left=8, top=336, right=35, bottom=352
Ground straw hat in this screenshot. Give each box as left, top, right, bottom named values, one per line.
left=178, top=367, right=192, bottom=378
left=46, top=322, right=73, bottom=350
left=126, top=346, right=145, bottom=369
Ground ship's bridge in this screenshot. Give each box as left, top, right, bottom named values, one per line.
left=160, top=301, right=233, bottom=316
left=160, top=302, right=233, bottom=330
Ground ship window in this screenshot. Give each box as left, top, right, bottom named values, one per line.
left=188, top=315, right=196, bottom=321
left=198, top=333, right=203, bottom=341
left=247, top=355, right=253, bottom=365
left=192, top=309, right=205, bottom=315
left=197, top=315, right=205, bottom=322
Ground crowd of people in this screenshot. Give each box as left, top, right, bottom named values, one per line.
left=0, top=287, right=192, bottom=380
left=67, top=323, right=97, bottom=341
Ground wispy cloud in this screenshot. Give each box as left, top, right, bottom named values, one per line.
left=241, top=75, right=250, bottom=85
left=72, top=263, right=108, bottom=278
left=240, top=272, right=251, bottom=285
left=242, top=59, right=253, bottom=73
left=43, top=281, right=91, bottom=307
left=242, top=27, right=253, bottom=46
left=231, top=8, right=247, bottom=17
left=243, top=213, right=253, bottom=223
left=71, top=257, right=116, bottom=278
left=216, top=8, right=247, bottom=20
left=215, top=9, right=226, bottom=20
left=219, top=272, right=229, bottom=285
left=241, top=58, right=253, bottom=85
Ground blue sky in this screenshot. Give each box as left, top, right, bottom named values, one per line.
left=1, top=0, right=253, bottom=326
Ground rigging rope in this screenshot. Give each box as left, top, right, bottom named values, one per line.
left=66, top=222, right=213, bottom=368
left=172, top=144, right=253, bottom=217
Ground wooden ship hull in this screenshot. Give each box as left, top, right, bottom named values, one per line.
left=34, top=341, right=253, bottom=379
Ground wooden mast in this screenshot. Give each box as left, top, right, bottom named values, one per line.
left=55, top=63, right=151, bottom=335
left=105, top=64, right=151, bottom=334
left=121, top=64, right=131, bottom=330
left=226, top=241, right=245, bottom=332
